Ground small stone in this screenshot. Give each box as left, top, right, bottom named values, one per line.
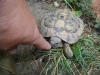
left=54, top=1, right=59, bottom=7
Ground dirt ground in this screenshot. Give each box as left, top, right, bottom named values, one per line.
left=26, top=0, right=53, bottom=28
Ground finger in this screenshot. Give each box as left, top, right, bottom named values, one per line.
left=32, top=34, right=51, bottom=50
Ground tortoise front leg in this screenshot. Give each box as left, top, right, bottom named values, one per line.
left=63, top=43, right=73, bottom=58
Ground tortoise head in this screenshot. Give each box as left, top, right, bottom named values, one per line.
left=49, top=36, right=63, bottom=48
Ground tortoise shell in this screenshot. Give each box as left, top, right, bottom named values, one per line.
left=40, top=9, right=84, bottom=44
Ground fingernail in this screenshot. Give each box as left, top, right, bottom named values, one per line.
left=8, top=49, right=17, bottom=55
left=45, top=41, right=51, bottom=50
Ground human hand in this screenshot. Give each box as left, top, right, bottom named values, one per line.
left=0, top=0, right=51, bottom=54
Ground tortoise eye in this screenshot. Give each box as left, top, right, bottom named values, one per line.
left=60, top=16, right=64, bottom=19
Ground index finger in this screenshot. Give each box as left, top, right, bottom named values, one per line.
left=32, top=34, right=51, bottom=50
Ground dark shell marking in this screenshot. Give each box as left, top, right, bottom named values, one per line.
left=40, top=9, right=84, bottom=44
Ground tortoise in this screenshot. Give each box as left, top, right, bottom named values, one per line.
left=40, top=9, right=84, bottom=58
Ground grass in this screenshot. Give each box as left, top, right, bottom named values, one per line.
left=64, top=0, right=100, bottom=28
left=15, top=0, right=100, bottom=75
left=15, top=33, right=100, bottom=75
left=48, top=0, right=100, bottom=28
left=36, top=1, right=100, bottom=75
left=38, top=33, right=100, bottom=75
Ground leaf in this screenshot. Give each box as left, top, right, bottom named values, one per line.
left=72, top=10, right=82, bottom=17
left=94, top=24, right=100, bottom=28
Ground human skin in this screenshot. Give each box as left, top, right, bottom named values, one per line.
left=92, top=0, right=100, bottom=18
left=0, top=0, right=51, bottom=54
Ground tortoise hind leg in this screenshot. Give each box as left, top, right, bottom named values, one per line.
left=63, top=43, right=73, bottom=58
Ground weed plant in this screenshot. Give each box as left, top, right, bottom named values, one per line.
left=63, top=0, right=100, bottom=28
left=36, top=1, right=100, bottom=74
left=38, top=34, right=100, bottom=75
left=37, top=1, right=100, bottom=75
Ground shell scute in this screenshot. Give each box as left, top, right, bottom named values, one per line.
left=40, top=9, right=84, bottom=44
